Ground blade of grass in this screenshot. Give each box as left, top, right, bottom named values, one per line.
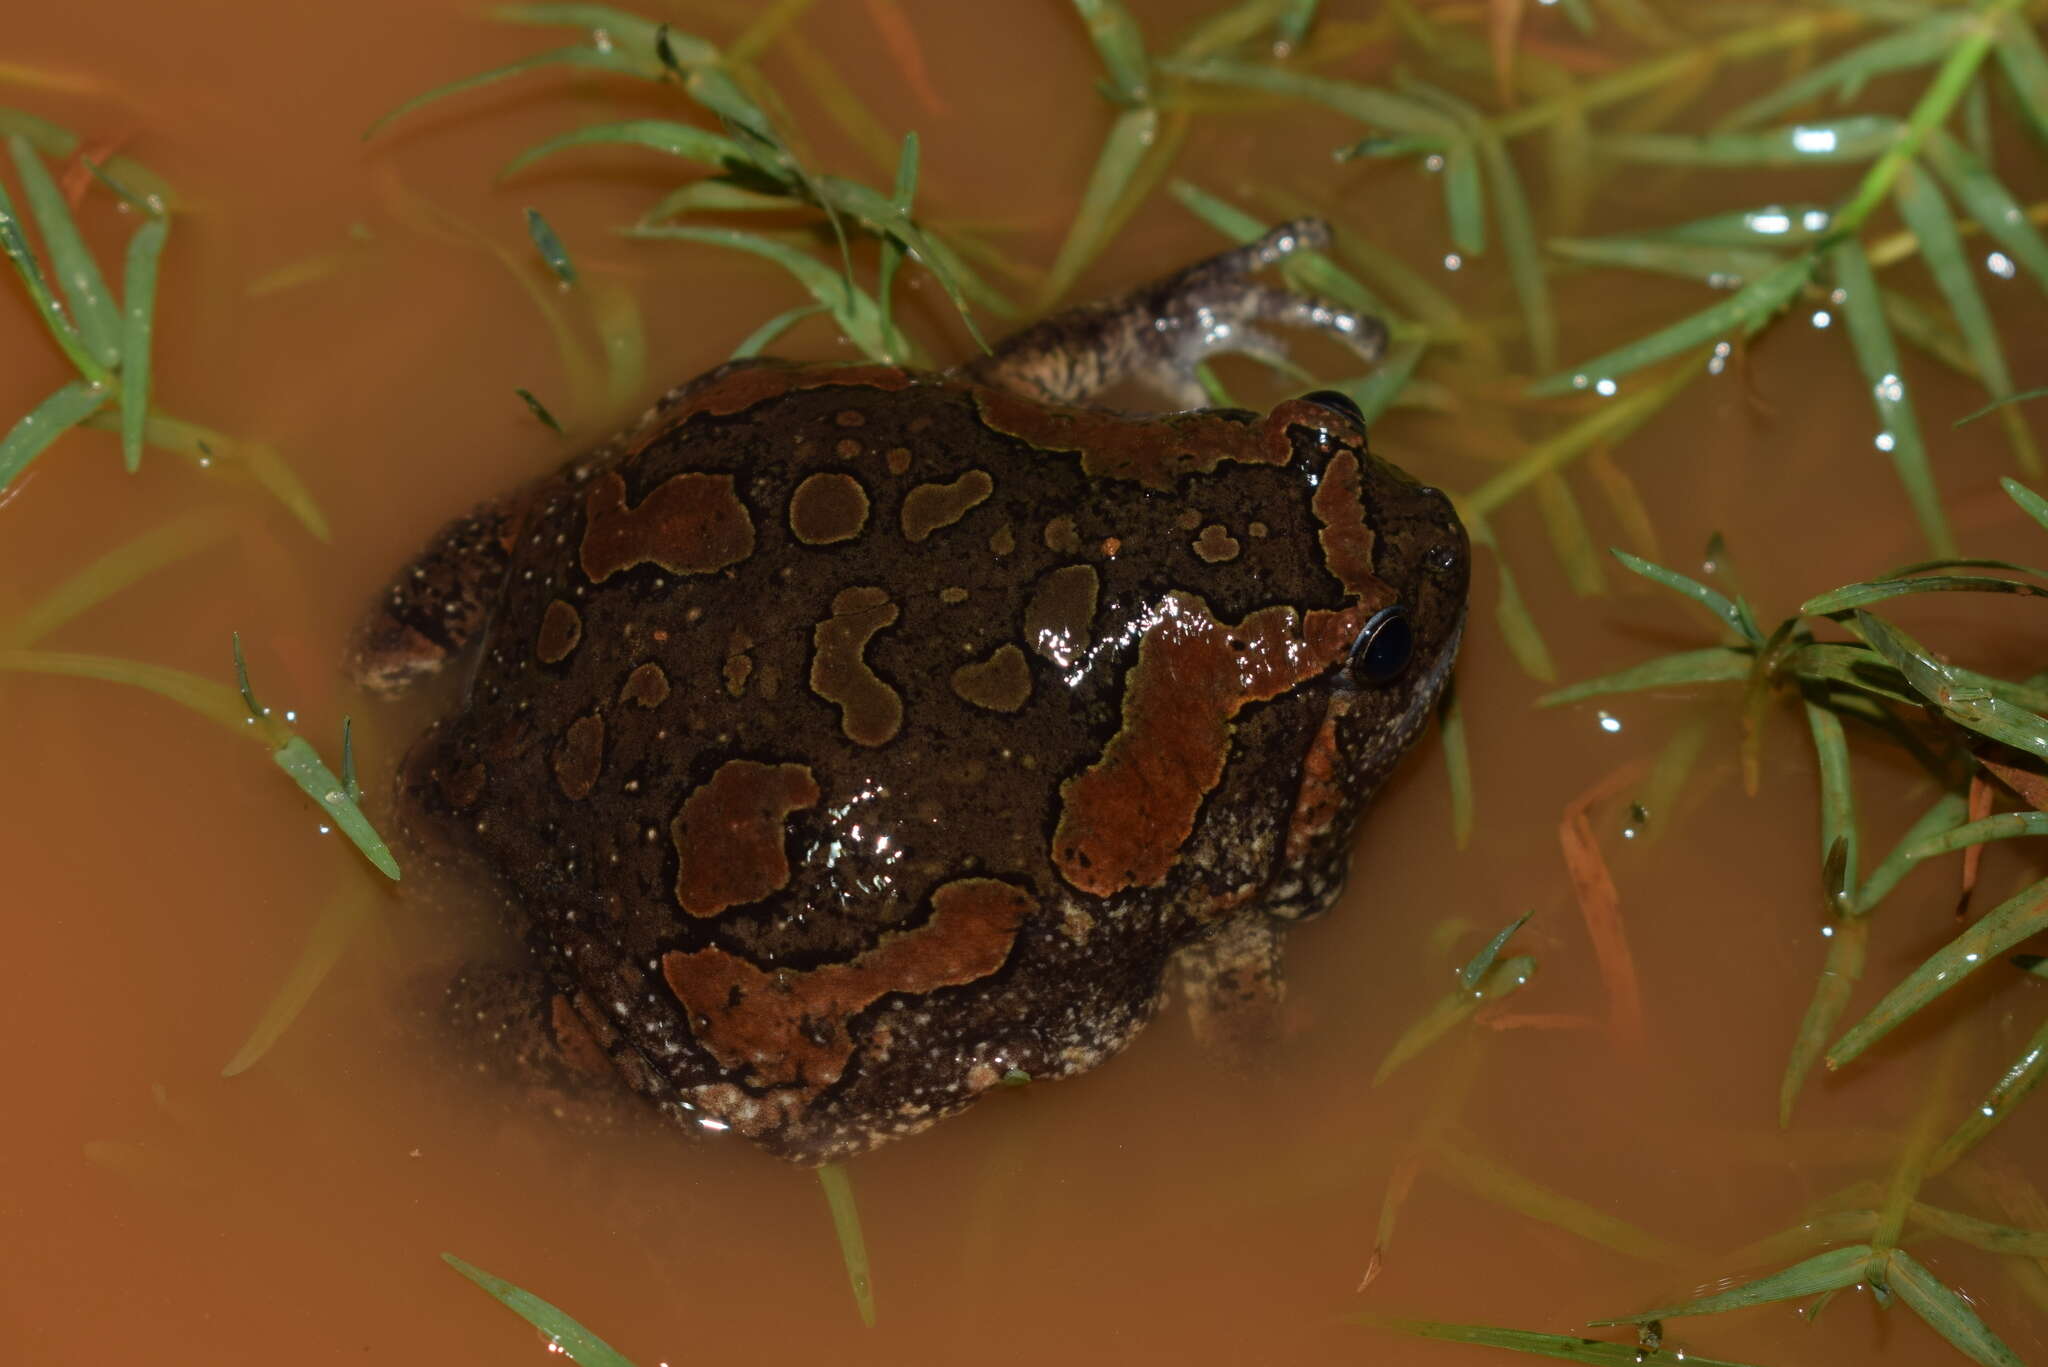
left=1434, top=1134, right=1691, bottom=1264
left=1440, top=680, right=1473, bottom=849
left=524, top=208, right=576, bottom=285
left=1806, top=684, right=1859, bottom=911
left=1611, top=549, right=1760, bottom=642
left=1892, top=160, right=2037, bottom=473
left=366, top=46, right=657, bottom=140
left=2, top=508, right=233, bottom=649
left=1071, top=0, right=1151, bottom=104
left=1037, top=106, right=1158, bottom=307
left=1375, top=954, right=1534, bottom=1085
left=628, top=224, right=890, bottom=361
left=1804, top=575, right=2048, bottom=613
left=1830, top=237, right=1954, bottom=555
left=0, top=170, right=109, bottom=385
left=1161, top=57, right=1464, bottom=142
left=515, top=388, right=564, bottom=433
left=1538, top=647, right=1750, bottom=707
left=1534, top=473, right=1604, bottom=596
left=1781, top=910, right=1869, bottom=1125
left=585, top=275, right=645, bottom=412
left=1479, top=358, right=1703, bottom=511
left=1591, top=1244, right=1875, bottom=1323
left=1467, top=516, right=1556, bottom=681
left=117, top=214, right=167, bottom=472
left=1635, top=203, right=1836, bottom=247
left=1928, top=1012, right=2048, bottom=1174
left=442, top=1254, right=639, bottom=1367
left=82, top=409, right=329, bottom=542
left=221, top=884, right=378, bottom=1076
left=1547, top=236, right=1784, bottom=287
left=1910, top=1202, right=2048, bottom=1259
left=1603, top=115, right=1899, bottom=167
left=8, top=133, right=118, bottom=369
left=1921, top=128, right=2048, bottom=293
left=1883, top=1248, right=2027, bottom=1367
left=731, top=302, right=826, bottom=358
left=1901, top=811, right=2048, bottom=861
left=1857, top=611, right=2048, bottom=758
left=1993, top=12, right=2048, bottom=148
left=816, top=1162, right=876, bottom=1327
left=1830, top=877, right=2048, bottom=1069
left=1858, top=790, right=1971, bottom=912
left=500, top=119, right=753, bottom=181
left=1528, top=256, right=1810, bottom=397
left=1349, top=1313, right=1776, bottom=1366
left=1475, top=125, right=1556, bottom=371
left=0, top=379, right=107, bottom=490
left=1723, top=12, right=1967, bottom=130
left=270, top=737, right=401, bottom=880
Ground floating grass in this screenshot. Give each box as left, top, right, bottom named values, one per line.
left=1374, top=916, right=1534, bottom=1085
left=1350, top=1313, right=1771, bottom=1367
left=524, top=207, right=577, bottom=285
left=443, top=1254, right=639, bottom=1367
left=222, top=884, right=378, bottom=1077
left=515, top=387, right=565, bottom=433
left=118, top=215, right=166, bottom=472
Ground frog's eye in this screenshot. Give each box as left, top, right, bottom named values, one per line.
left=1351, top=605, right=1413, bottom=685
left=1301, top=389, right=1365, bottom=426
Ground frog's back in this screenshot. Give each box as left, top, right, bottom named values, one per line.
left=398, top=360, right=1430, bottom=1160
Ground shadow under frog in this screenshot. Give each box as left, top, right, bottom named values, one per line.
left=351, top=219, right=1471, bottom=1165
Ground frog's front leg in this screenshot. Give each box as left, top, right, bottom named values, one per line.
left=1172, top=911, right=1288, bottom=1057
left=347, top=495, right=528, bottom=697
left=956, top=218, right=1385, bottom=408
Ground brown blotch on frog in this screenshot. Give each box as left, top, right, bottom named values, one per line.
left=552, top=713, right=606, bottom=801
left=951, top=643, right=1033, bottom=713
left=900, top=469, right=993, bottom=543
left=810, top=586, right=902, bottom=747
left=1024, top=563, right=1099, bottom=670
left=579, top=470, right=755, bottom=584
left=788, top=471, right=870, bottom=545
left=619, top=661, right=671, bottom=708
left=670, top=759, right=822, bottom=918
left=535, top=599, right=583, bottom=664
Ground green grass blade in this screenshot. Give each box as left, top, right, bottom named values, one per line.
left=1535, top=474, right=1604, bottom=596
left=0, top=648, right=247, bottom=730
left=1804, top=683, right=1859, bottom=910
left=1440, top=140, right=1485, bottom=256
left=1037, top=105, right=1158, bottom=307
left=493, top=1, right=685, bottom=55
left=270, top=737, right=400, bottom=880
left=1777, top=641, right=1917, bottom=706
left=1722, top=13, right=1965, bottom=130
left=1928, top=1013, right=2048, bottom=1174
left=1547, top=236, right=1783, bottom=288
left=524, top=208, right=576, bottom=285
left=1991, top=15, right=2048, bottom=152
left=1485, top=539, right=1556, bottom=682
left=586, top=274, right=644, bottom=411
left=1830, top=878, right=2048, bottom=1069
left=1910, top=1202, right=2048, bottom=1258
left=3, top=508, right=232, bottom=649
left=118, top=214, right=168, bottom=472
left=1476, top=127, right=1556, bottom=371
left=1433, top=1137, right=1689, bottom=1264
left=1538, top=647, right=1751, bottom=706
left=1439, top=680, right=1473, bottom=849
left=1591, top=1244, right=1875, bottom=1323
left=0, top=171, right=109, bottom=384
left=1884, top=286, right=1976, bottom=378
left=1478, top=361, right=1700, bottom=511
left=1460, top=912, right=1532, bottom=991
left=83, top=409, right=330, bottom=541
left=1780, top=912, right=1867, bottom=1125
left=2004, top=476, right=2048, bottom=533
left=1856, top=611, right=2048, bottom=758
left=1611, top=550, right=1759, bottom=642
left=629, top=224, right=889, bottom=360
left=1636, top=203, right=1835, bottom=247
left=442, top=1254, right=640, bottom=1366
left=1160, top=57, right=1464, bottom=141
left=1803, top=574, right=2048, bottom=613
left=0, top=378, right=106, bottom=489
left=221, top=884, right=376, bottom=1076
left=1892, top=160, right=2034, bottom=471
left=8, top=133, right=119, bottom=369
left=0, top=108, right=173, bottom=210
left=1960, top=389, right=2048, bottom=427
left=1603, top=115, right=1899, bottom=166
left=501, top=119, right=753, bottom=181
left=1275, top=0, right=1316, bottom=48
left=1349, top=1314, right=1773, bottom=1366
left=1829, top=237, right=1954, bottom=556
left=809, top=173, right=991, bottom=350
left=515, top=387, right=564, bottom=433
left=1921, top=128, right=2048, bottom=293
left=1528, top=256, right=1810, bottom=397
left=731, top=302, right=826, bottom=358
left=1901, top=811, right=2048, bottom=862
left=816, top=1162, right=876, bottom=1327
left=366, top=46, right=654, bottom=140
left=1071, top=0, right=1151, bottom=103
left=1858, top=790, right=1969, bottom=912
left=1882, top=1248, right=2026, bottom=1367
left=637, top=180, right=793, bottom=223
left=1375, top=956, right=1535, bottom=1085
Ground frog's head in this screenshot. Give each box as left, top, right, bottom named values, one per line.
left=1282, top=389, right=1470, bottom=851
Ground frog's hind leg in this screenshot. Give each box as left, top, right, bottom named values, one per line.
left=437, top=963, right=651, bottom=1129
left=1171, top=910, right=1288, bottom=1059
left=348, top=495, right=528, bottom=697
left=956, top=218, right=1386, bottom=408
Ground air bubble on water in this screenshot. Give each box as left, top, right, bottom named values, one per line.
left=1597, top=711, right=1622, bottom=734
left=1987, top=251, right=2016, bottom=280
left=1874, top=372, right=1904, bottom=404
left=1595, top=378, right=1617, bottom=397
left=1810, top=310, right=1831, bottom=329
left=1443, top=253, right=1463, bottom=271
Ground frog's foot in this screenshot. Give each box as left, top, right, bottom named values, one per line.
left=437, top=963, right=647, bottom=1129
left=1172, top=910, right=1287, bottom=1059
left=347, top=495, right=528, bottom=698
left=956, top=218, right=1386, bottom=409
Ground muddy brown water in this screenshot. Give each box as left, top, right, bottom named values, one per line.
left=5, top=3, right=2048, bottom=1364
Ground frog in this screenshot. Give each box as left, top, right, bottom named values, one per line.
left=351, top=218, right=1470, bottom=1165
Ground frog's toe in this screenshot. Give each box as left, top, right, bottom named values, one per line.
left=1172, top=911, right=1288, bottom=1059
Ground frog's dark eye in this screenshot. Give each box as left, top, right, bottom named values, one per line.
left=1301, top=389, right=1365, bottom=425
left=1351, top=605, right=1413, bottom=685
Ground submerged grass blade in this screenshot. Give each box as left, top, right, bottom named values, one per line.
left=3, top=508, right=233, bottom=649
left=524, top=208, right=576, bottom=285
left=1828, top=237, right=1954, bottom=556
left=1921, top=128, right=2048, bottom=294
left=1440, top=680, right=1473, bottom=849
left=1882, top=1248, right=2026, bottom=1367
left=442, top=1254, right=639, bottom=1367
left=1071, top=0, right=1151, bottom=104
left=1433, top=1136, right=1689, bottom=1264
left=816, top=1161, right=876, bottom=1327
left=1375, top=954, right=1534, bottom=1086
left=515, top=388, right=563, bottom=433
left=731, top=302, right=826, bottom=358
left=1475, top=126, right=1555, bottom=371
left=1928, top=1013, right=2048, bottom=1174
left=1780, top=913, right=1867, bottom=1126
left=1858, top=791, right=1970, bottom=912
left=1804, top=683, right=1859, bottom=912
left=1591, top=1244, right=1874, bottom=1323
left=1037, top=105, right=1158, bottom=307
left=366, top=45, right=654, bottom=140
left=1474, top=360, right=1702, bottom=515
left=629, top=224, right=890, bottom=361
left=0, top=379, right=107, bottom=490
left=1830, top=878, right=2048, bottom=1069
left=1546, top=235, right=1783, bottom=288
left=0, top=172, right=109, bottom=385
left=500, top=119, right=754, bottom=181
left=222, top=884, right=377, bottom=1076
left=1723, top=13, right=1966, bottom=130
left=1538, top=647, right=1751, bottom=706
left=8, top=133, right=118, bottom=369
left=118, top=215, right=168, bottom=473
left=1528, top=256, right=1809, bottom=397
left=1603, top=115, right=1899, bottom=167
left=1349, top=1313, right=1773, bottom=1366
left=84, top=410, right=330, bottom=542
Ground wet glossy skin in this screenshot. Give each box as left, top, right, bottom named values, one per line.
left=354, top=227, right=1470, bottom=1163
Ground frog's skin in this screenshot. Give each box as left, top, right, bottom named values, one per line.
left=352, top=220, right=1470, bottom=1164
